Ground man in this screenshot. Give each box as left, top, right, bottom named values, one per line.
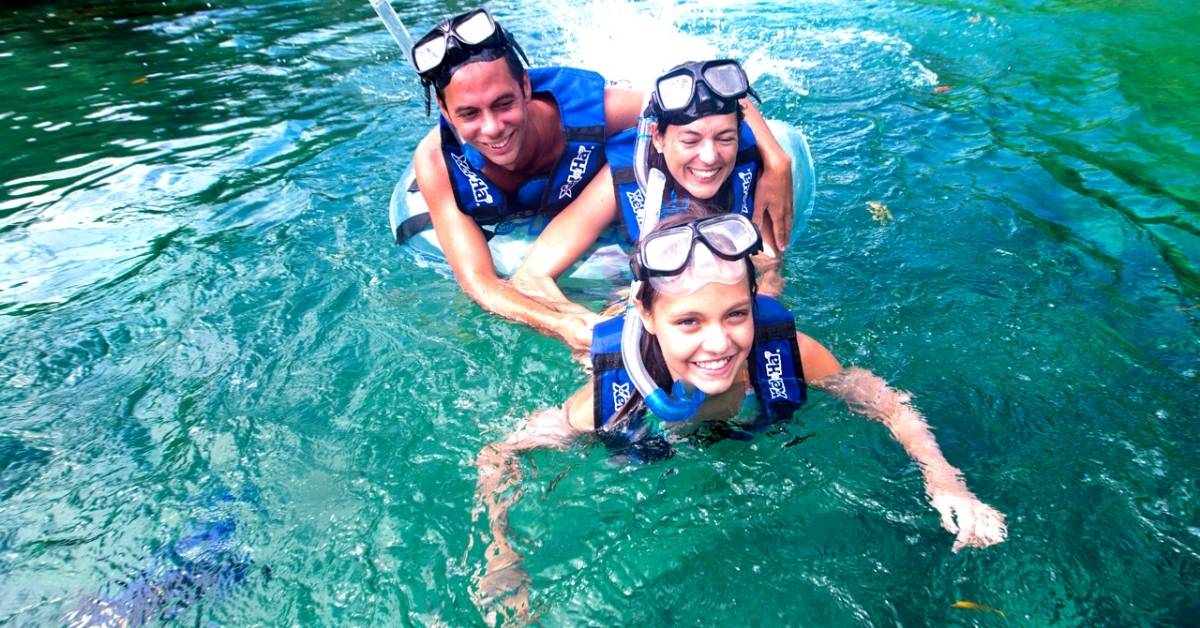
left=406, top=8, right=793, bottom=352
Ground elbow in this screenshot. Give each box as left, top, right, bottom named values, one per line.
left=814, top=367, right=902, bottom=420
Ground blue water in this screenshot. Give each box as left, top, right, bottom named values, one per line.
left=1, top=0, right=1197, bottom=625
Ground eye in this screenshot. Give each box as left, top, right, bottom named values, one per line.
left=494, top=97, right=514, bottom=111
left=726, top=309, right=750, bottom=321
left=672, top=316, right=700, bottom=329
left=457, top=109, right=479, bottom=121
left=718, top=135, right=738, bottom=145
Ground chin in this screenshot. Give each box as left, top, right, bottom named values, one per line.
left=693, top=379, right=734, bottom=396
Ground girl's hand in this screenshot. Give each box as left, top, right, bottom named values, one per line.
left=929, top=487, right=1008, bottom=552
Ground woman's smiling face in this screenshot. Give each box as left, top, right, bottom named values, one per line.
left=653, top=113, right=739, bottom=200
left=640, top=277, right=755, bottom=396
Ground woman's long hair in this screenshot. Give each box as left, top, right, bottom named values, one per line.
left=599, top=203, right=757, bottom=433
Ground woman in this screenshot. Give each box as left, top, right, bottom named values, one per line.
left=474, top=210, right=1008, bottom=620
left=510, top=59, right=794, bottom=350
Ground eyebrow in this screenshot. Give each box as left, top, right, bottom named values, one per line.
left=453, top=93, right=515, bottom=117
left=668, top=298, right=753, bottom=318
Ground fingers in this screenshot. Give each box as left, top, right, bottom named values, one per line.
left=951, top=500, right=1009, bottom=551
left=935, top=498, right=960, bottom=536
left=774, top=205, right=792, bottom=253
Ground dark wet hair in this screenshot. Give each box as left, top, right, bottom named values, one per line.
left=434, top=48, right=527, bottom=106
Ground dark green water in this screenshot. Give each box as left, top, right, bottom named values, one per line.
left=1, top=0, right=1197, bottom=625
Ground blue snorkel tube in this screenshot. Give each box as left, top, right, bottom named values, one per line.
left=619, top=169, right=706, bottom=422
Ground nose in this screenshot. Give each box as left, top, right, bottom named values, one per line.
left=481, top=110, right=501, bottom=137
left=698, top=139, right=718, bottom=164
left=699, top=322, right=731, bottom=354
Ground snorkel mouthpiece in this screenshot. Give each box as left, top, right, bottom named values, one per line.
left=646, top=382, right=706, bottom=423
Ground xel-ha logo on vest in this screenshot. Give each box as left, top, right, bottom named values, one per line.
left=451, top=153, right=494, bottom=205
left=737, top=170, right=753, bottom=215
left=626, top=188, right=645, bottom=225
left=612, top=382, right=631, bottom=410
left=763, top=349, right=788, bottom=400
left=558, top=145, right=594, bottom=200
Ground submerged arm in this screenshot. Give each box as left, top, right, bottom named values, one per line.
left=473, top=389, right=591, bottom=622
left=810, top=367, right=1008, bottom=552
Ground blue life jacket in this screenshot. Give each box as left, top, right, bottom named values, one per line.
left=589, top=295, right=806, bottom=460
left=606, top=120, right=761, bottom=243
left=439, top=67, right=607, bottom=227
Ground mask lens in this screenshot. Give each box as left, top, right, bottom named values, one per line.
left=702, top=62, right=748, bottom=98
left=643, top=227, right=695, bottom=272
left=698, top=216, right=759, bottom=256
left=412, top=36, right=447, bottom=73
left=454, top=11, right=496, bottom=45
left=656, top=73, right=695, bottom=111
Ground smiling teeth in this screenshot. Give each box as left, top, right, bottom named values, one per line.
left=690, top=168, right=719, bottom=178
left=694, top=356, right=732, bottom=370
left=488, top=135, right=511, bottom=150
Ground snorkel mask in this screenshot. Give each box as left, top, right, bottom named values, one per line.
left=637, top=214, right=762, bottom=296
left=649, top=59, right=760, bottom=126
left=369, top=2, right=529, bottom=116
left=619, top=175, right=762, bottom=422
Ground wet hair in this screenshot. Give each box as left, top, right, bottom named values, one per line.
left=646, top=104, right=747, bottom=205
left=433, top=48, right=527, bottom=106
left=600, top=201, right=757, bottom=432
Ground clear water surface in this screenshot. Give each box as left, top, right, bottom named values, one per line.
left=1, top=0, right=1197, bottom=625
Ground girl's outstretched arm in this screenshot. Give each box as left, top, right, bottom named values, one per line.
left=810, top=366, right=1008, bottom=552
left=472, top=388, right=591, bottom=623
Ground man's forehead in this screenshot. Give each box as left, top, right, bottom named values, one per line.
left=443, top=58, right=521, bottom=108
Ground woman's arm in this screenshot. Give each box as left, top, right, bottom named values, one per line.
left=797, top=334, right=1007, bottom=552
left=741, top=99, right=793, bottom=254
left=510, top=168, right=620, bottom=351
left=472, top=386, right=594, bottom=622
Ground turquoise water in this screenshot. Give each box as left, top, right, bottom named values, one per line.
left=2, top=0, right=1198, bottom=624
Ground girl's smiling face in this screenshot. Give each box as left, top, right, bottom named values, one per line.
left=640, top=278, right=755, bottom=396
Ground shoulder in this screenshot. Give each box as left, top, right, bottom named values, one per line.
left=796, top=331, right=842, bottom=382
left=564, top=383, right=595, bottom=432
left=414, top=127, right=445, bottom=175
left=603, top=86, right=644, bottom=135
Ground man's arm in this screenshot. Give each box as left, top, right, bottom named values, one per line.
left=413, top=130, right=600, bottom=351
left=603, top=85, right=645, bottom=136
left=741, top=99, right=794, bottom=254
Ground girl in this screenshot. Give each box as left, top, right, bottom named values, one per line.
left=474, top=211, right=1007, bottom=620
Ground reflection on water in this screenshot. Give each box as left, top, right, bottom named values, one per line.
left=0, top=0, right=1197, bottom=625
